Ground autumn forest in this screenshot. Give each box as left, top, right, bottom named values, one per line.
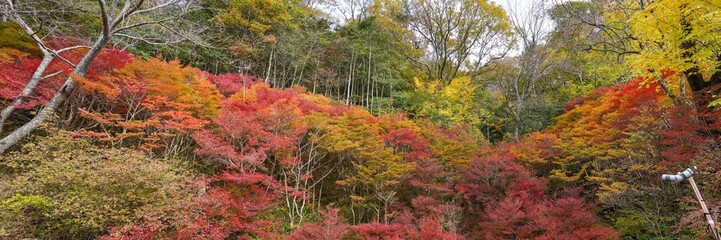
left=0, top=0, right=720, bottom=239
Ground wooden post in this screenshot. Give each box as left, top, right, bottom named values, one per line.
left=688, top=177, right=721, bottom=240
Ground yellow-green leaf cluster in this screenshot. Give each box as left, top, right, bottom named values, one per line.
left=629, top=0, right=721, bottom=80
left=414, top=76, right=491, bottom=127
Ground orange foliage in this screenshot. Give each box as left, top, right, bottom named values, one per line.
left=73, top=58, right=222, bottom=154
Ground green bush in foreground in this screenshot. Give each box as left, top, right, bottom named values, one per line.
left=0, top=132, right=194, bottom=239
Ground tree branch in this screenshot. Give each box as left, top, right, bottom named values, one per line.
left=97, top=0, right=111, bottom=38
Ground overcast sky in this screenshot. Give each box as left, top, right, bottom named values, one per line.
left=492, top=0, right=533, bottom=15
left=321, top=0, right=551, bottom=26
left=493, top=0, right=565, bottom=15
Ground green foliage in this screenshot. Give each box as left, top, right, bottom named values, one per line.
left=400, top=77, right=495, bottom=135
left=504, top=100, right=563, bottom=138
left=213, top=0, right=299, bottom=38
left=0, top=194, right=52, bottom=238
left=1, top=194, right=52, bottom=216
left=0, top=22, right=41, bottom=58
left=0, top=131, right=194, bottom=239
left=377, top=0, right=512, bottom=81
left=204, top=0, right=306, bottom=61
left=547, top=1, right=633, bottom=91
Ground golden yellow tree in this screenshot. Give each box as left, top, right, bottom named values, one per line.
left=628, top=0, right=721, bottom=108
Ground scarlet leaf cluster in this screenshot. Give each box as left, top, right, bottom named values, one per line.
left=0, top=43, right=131, bottom=110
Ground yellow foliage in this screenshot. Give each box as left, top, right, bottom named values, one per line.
left=596, top=182, right=630, bottom=204
left=0, top=48, right=29, bottom=63
left=213, top=0, right=298, bottom=47
left=414, top=76, right=491, bottom=127
left=629, top=0, right=721, bottom=81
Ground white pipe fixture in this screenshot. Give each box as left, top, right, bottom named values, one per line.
left=661, top=168, right=694, bottom=182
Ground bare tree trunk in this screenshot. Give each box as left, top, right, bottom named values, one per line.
left=0, top=54, right=54, bottom=134
left=370, top=68, right=377, bottom=113
left=297, top=41, right=315, bottom=85
left=366, top=47, right=371, bottom=107
left=380, top=83, right=385, bottom=112
left=513, top=77, right=523, bottom=142
left=0, top=5, right=69, bottom=134
left=312, top=78, right=317, bottom=94
left=0, top=46, right=84, bottom=134
left=658, top=74, right=680, bottom=105
left=266, top=47, right=274, bottom=84
left=0, top=36, right=108, bottom=153
left=687, top=70, right=721, bottom=111
left=346, top=51, right=355, bottom=106
left=389, top=84, right=393, bottom=112
left=0, top=0, right=192, bottom=154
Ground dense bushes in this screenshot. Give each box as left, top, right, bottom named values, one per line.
left=0, top=131, right=194, bottom=239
